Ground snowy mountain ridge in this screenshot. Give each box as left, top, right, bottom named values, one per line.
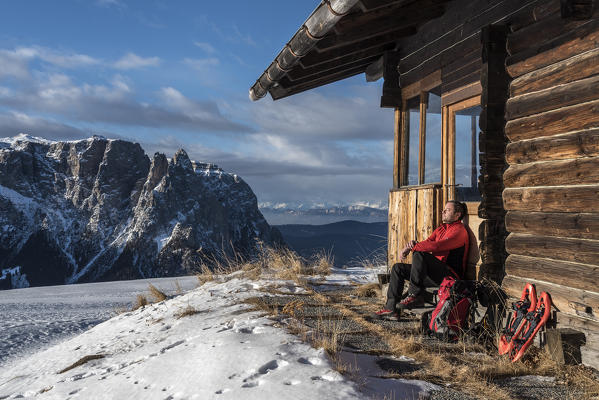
left=0, top=135, right=281, bottom=289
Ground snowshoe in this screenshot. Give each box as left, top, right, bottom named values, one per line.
left=509, top=291, right=552, bottom=362
left=498, top=283, right=536, bottom=355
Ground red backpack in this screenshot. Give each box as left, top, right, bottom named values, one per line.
left=422, top=276, right=476, bottom=340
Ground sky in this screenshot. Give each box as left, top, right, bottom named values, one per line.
left=0, top=0, right=394, bottom=209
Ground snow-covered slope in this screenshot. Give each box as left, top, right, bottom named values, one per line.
left=0, top=270, right=439, bottom=399
left=0, top=135, right=281, bottom=289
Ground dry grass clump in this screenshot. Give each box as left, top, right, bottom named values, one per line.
left=58, top=354, right=106, bottom=374
left=175, top=305, right=200, bottom=319
left=148, top=284, right=167, bottom=302
left=310, top=249, right=333, bottom=276
left=354, top=283, right=380, bottom=298
left=131, top=294, right=149, bottom=311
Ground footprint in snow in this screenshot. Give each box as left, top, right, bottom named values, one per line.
left=283, top=380, right=301, bottom=386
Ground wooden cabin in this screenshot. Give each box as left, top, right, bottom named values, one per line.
left=250, top=0, right=599, bottom=367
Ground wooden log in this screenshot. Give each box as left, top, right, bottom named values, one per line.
left=506, top=20, right=599, bottom=78
left=506, top=233, right=599, bottom=266
left=503, top=274, right=599, bottom=321
left=510, top=47, right=599, bottom=97
left=506, top=12, right=588, bottom=56
left=506, top=128, right=599, bottom=164
left=504, top=185, right=599, bottom=213
left=507, top=0, right=561, bottom=33
left=506, top=74, right=599, bottom=120
left=503, top=157, right=599, bottom=187
left=505, top=210, right=599, bottom=240
left=505, top=254, right=599, bottom=293
left=505, top=99, right=599, bottom=142
left=399, top=0, right=536, bottom=67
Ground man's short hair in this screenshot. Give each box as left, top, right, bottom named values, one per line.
left=447, top=200, right=467, bottom=220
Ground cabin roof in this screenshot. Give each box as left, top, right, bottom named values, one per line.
left=249, top=0, right=451, bottom=101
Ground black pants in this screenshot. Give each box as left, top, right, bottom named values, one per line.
left=385, top=251, right=453, bottom=310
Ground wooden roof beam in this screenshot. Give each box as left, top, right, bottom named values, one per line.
left=269, top=64, right=371, bottom=100
left=288, top=44, right=397, bottom=81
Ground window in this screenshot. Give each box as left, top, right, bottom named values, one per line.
left=424, top=89, right=442, bottom=184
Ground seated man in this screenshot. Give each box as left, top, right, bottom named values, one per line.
left=376, top=200, right=469, bottom=318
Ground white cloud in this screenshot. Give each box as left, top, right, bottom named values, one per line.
left=194, top=41, right=216, bottom=54
left=184, top=57, right=220, bottom=71
left=113, top=52, right=161, bottom=69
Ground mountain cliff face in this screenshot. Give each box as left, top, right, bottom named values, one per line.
left=0, top=134, right=282, bottom=289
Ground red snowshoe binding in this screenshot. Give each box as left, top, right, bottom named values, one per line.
left=509, top=291, right=552, bottom=362
left=498, top=283, right=537, bottom=355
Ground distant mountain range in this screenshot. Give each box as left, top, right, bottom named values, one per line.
left=261, top=205, right=388, bottom=225
left=275, top=220, right=387, bottom=267
left=0, top=134, right=281, bottom=289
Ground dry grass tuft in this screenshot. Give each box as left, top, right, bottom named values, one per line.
left=310, top=249, right=334, bottom=276
left=58, top=354, right=106, bottom=374
left=131, top=294, right=149, bottom=311
left=354, top=283, right=380, bottom=298
left=148, top=284, right=167, bottom=302
left=175, top=305, right=200, bottom=319
left=174, top=279, right=184, bottom=295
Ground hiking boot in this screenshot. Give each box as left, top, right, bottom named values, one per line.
left=374, top=308, right=399, bottom=321
left=398, top=294, right=424, bottom=309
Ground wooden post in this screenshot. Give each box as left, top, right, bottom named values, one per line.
left=546, top=328, right=586, bottom=365
left=471, top=115, right=477, bottom=189
left=478, top=25, right=509, bottom=283
left=393, top=108, right=401, bottom=188
left=419, top=92, right=428, bottom=185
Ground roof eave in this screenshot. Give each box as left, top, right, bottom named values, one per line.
left=249, top=0, right=361, bottom=101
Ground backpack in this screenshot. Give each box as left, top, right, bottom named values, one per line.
left=421, top=277, right=477, bottom=341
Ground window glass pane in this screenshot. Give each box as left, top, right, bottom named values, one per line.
left=424, top=88, right=441, bottom=183
left=455, top=105, right=482, bottom=202
left=406, top=96, right=420, bottom=186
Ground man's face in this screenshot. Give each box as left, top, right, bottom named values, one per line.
left=442, top=202, right=460, bottom=224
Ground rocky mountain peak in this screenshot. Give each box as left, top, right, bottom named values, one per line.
left=0, top=135, right=282, bottom=289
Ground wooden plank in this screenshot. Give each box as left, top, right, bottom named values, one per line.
left=506, top=128, right=599, bottom=164
left=506, top=20, right=599, bottom=78
left=319, top=3, right=444, bottom=51
left=503, top=185, right=599, bottom=213
left=301, top=28, right=416, bottom=68
left=401, top=70, right=442, bottom=100
left=505, top=254, right=599, bottom=293
left=505, top=210, right=599, bottom=240
left=442, top=70, right=480, bottom=95
left=505, top=99, right=599, bottom=142
left=510, top=47, right=599, bottom=97
left=507, top=0, right=561, bottom=32
left=503, top=275, right=599, bottom=321
left=400, top=33, right=481, bottom=88
left=503, top=157, right=599, bottom=187
left=287, top=44, right=393, bottom=81
left=270, top=64, right=369, bottom=100
left=399, top=0, right=537, bottom=69
left=506, top=74, right=599, bottom=120
left=506, top=12, right=588, bottom=56
left=506, top=233, right=599, bottom=266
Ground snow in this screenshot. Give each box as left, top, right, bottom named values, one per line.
left=0, top=184, right=35, bottom=206
left=0, top=267, right=440, bottom=399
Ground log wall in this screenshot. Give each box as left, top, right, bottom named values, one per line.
left=503, top=1, right=599, bottom=367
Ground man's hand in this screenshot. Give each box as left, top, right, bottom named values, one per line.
left=400, top=240, right=417, bottom=260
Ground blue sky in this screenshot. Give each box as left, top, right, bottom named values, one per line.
left=0, top=0, right=394, bottom=208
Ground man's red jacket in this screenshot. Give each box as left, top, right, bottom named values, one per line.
left=412, top=221, right=469, bottom=277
